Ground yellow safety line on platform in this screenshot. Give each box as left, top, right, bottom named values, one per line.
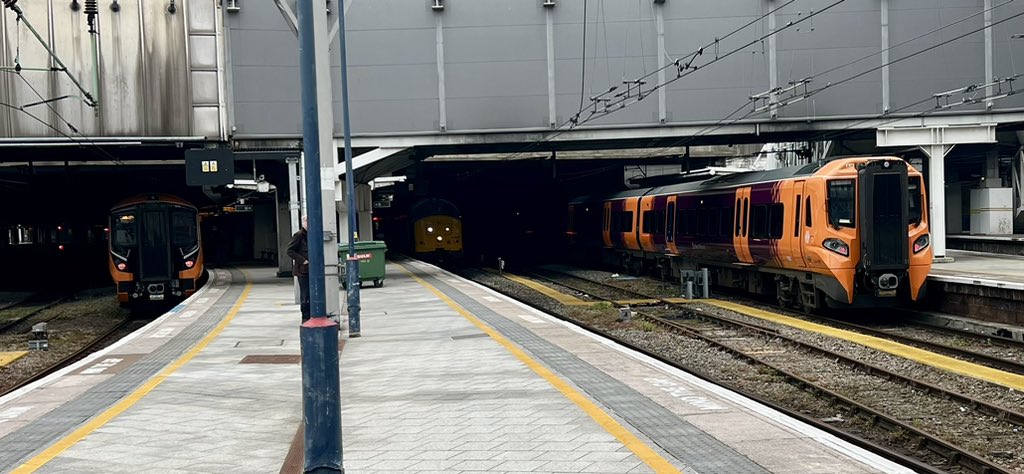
left=486, top=270, right=591, bottom=306
left=0, top=351, right=28, bottom=366
left=397, top=263, right=681, bottom=474
left=703, top=299, right=1024, bottom=391
left=12, top=276, right=254, bottom=474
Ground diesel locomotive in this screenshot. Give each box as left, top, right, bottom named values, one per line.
left=108, top=194, right=204, bottom=307
left=409, top=198, right=463, bottom=263
left=567, top=156, right=932, bottom=310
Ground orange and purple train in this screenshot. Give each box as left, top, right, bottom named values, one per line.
left=567, top=156, right=932, bottom=310
left=108, top=194, right=204, bottom=307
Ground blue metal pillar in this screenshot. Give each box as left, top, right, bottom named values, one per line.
left=296, top=0, right=342, bottom=472
left=338, top=0, right=361, bottom=337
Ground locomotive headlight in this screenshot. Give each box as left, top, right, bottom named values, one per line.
left=445, top=227, right=450, bottom=232
left=427, top=226, right=434, bottom=233
left=913, top=234, right=930, bottom=254
left=822, top=238, right=850, bottom=257
left=436, top=236, right=443, bottom=242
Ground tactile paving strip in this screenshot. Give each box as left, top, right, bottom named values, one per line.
left=0, top=269, right=246, bottom=471
left=419, top=269, right=770, bottom=474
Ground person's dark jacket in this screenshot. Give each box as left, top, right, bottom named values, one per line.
left=287, top=229, right=309, bottom=276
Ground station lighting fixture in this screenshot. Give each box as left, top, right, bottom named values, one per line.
left=431, top=0, right=443, bottom=11
left=543, top=0, right=555, bottom=7
left=224, top=0, right=239, bottom=13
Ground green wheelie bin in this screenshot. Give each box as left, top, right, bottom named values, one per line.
left=339, top=241, right=388, bottom=288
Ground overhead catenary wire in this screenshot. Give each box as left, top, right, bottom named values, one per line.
left=575, top=0, right=848, bottom=127
left=632, top=4, right=1024, bottom=163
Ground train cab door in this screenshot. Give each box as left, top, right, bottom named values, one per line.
left=733, top=188, right=753, bottom=264
left=638, top=196, right=657, bottom=252
left=791, top=181, right=808, bottom=268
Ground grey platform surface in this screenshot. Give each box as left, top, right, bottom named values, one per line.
left=0, top=262, right=912, bottom=473
left=930, top=249, right=1024, bottom=288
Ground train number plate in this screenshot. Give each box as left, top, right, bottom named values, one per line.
left=150, top=294, right=165, bottom=301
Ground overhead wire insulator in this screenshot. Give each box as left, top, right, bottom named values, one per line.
left=85, top=0, right=98, bottom=32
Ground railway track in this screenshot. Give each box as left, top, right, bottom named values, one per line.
left=0, top=318, right=134, bottom=398
left=0, top=294, right=73, bottom=334
left=487, top=266, right=1023, bottom=474
left=813, top=316, right=1024, bottom=376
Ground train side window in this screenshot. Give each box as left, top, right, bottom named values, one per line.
left=751, top=205, right=768, bottom=239
left=667, top=203, right=676, bottom=241
left=172, top=211, right=197, bottom=245
left=769, top=203, right=784, bottom=239
left=677, top=208, right=686, bottom=236
left=805, top=197, right=812, bottom=227
left=908, top=177, right=922, bottom=226
left=642, top=210, right=654, bottom=234
left=685, top=209, right=697, bottom=236
left=113, top=213, right=137, bottom=246
left=794, top=195, right=802, bottom=237
left=720, top=208, right=731, bottom=236
left=709, top=208, right=720, bottom=236
left=697, top=208, right=709, bottom=236
left=603, top=207, right=610, bottom=231
left=734, top=199, right=742, bottom=236
left=653, top=209, right=665, bottom=235
left=742, top=198, right=749, bottom=237
left=827, top=179, right=855, bottom=228
left=619, top=211, right=634, bottom=232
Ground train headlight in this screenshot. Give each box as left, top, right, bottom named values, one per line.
left=445, top=227, right=450, bottom=232
left=427, top=226, right=434, bottom=233
left=116, top=262, right=127, bottom=271
left=436, top=236, right=443, bottom=242
left=185, top=260, right=195, bottom=268
left=822, top=238, right=850, bottom=257
left=913, top=234, right=930, bottom=254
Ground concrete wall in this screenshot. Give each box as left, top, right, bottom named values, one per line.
left=0, top=0, right=226, bottom=139
left=226, top=0, right=1024, bottom=139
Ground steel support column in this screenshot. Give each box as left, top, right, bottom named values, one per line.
left=545, top=5, right=557, bottom=128
left=313, top=2, right=341, bottom=321
left=435, top=11, right=447, bottom=131
left=985, top=0, right=994, bottom=109
left=767, top=0, right=778, bottom=119
left=881, top=0, right=890, bottom=113
left=655, top=1, right=666, bottom=124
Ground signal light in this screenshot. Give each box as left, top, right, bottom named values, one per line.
left=58, top=244, right=65, bottom=251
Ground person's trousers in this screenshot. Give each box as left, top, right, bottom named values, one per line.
left=298, top=274, right=310, bottom=322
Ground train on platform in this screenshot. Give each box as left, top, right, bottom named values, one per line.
left=408, top=198, right=463, bottom=263
left=567, top=156, right=933, bottom=311
left=108, top=194, right=204, bottom=307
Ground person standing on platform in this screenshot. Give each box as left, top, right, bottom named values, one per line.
left=287, top=217, right=311, bottom=321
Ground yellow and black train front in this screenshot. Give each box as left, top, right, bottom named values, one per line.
left=108, top=194, right=204, bottom=306
left=409, top=198, right=463, bottom=259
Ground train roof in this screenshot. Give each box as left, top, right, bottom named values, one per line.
left=568, top=155, right=908, bottom=203
left=409, top=197, right=459, bottom=219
